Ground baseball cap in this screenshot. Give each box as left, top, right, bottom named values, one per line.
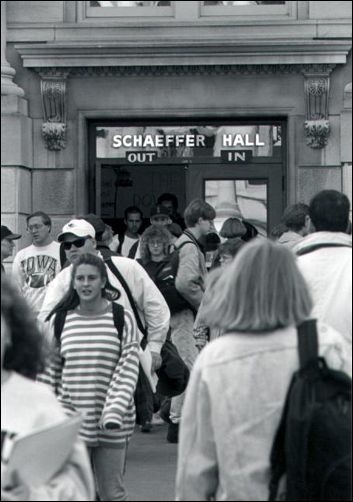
left=1, top=225, right=21, bottom=241
left=150, top=205, right=171, bottom=219
left=58, top=219, right=95, bottom=242
left=81, top=214, right=106, bottom=237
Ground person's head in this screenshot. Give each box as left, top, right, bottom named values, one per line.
left=309, top=190, right=350, bottom=233
left=218, top=238, right=245, bottom=267
left=81, top=214, right=106, bottom=242
left=241, top=220, right=259, bottom=242
left=26, top=211, right=52, bottom=246
left=157, top=193, right=179, bottom=217
left=202, top=239, right=313, bottom=333
left=101, top=224, right=114, bottom=246
left=150, top=205, right=172, bottom=227
left=47, top=254, right=120, bottom=325
left=72, top=253, right=108, bottom=304
left=140, top=225, right=172, bottom=263
left=1, top=226, right=21, bottom=262
left=281, top=203, right=311, bottom=236
left=183, top=199, right=216, bottom=237
left=124, top=206, right=143, bottom=237
left=220, top=218, right=246, bottom=239
left=58, top=219, right=96, bottom=264
left=1, top=276, right=46, bottom=379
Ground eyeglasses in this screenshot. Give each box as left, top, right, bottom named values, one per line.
left=63, top=238, right=88, bottom=250
left=148, top=240, right=164, bottom=246
left=27, top=224, right=46, bottom=233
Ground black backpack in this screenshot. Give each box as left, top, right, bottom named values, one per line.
left=53, top=302, right=125, bottom=346
left=269, top=319, right=352, bottom=501
left=155, top=241, right=198, bottom=315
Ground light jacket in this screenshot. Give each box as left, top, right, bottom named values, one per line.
left=278, top=230, right=304, bottom=249
left=1, top=372, right=94, bottom=501
left=175, top=231, right=207, bottom=311
left=38, top=254, right=170, bottom=354
left=176, top=323, right=351, bottom=501
left=294, top=231, right=352, bottom=344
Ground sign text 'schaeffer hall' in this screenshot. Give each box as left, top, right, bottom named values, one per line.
left=112, top=134, right=266, bottom=149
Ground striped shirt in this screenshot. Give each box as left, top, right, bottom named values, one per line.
left=41, top=304, right=139, bottom=448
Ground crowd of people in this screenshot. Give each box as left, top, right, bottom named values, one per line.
left=1, top=189, right=352, bottom=501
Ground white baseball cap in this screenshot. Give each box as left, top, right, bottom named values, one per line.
left=58, top=219, right=96, bottom=242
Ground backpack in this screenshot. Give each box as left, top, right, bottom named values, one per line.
left=53, top=301, right=125, bottom=346
left=154, top=241, right=197, bottom=315
left=269, top=319, right=352, bottom=501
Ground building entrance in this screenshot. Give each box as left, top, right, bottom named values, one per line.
left=90, top=120, right=286, bottom=236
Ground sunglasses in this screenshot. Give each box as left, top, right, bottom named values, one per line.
left=63, top=238, right=88, bottom=250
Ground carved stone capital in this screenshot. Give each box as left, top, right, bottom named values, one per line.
left=41, top=121, right=67, bottom=151
left=304, top=119, right=330, bottom=149
left=303, top=70, right=331, bottom=149
left=40, top=78, right=67, bottom=150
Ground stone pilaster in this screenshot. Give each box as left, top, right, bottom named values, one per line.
left=1, top=1, right=32, bottom=266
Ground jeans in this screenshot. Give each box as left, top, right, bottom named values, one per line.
left=89, top=441, right=128, bottom=501
left=169, top=310, right=198, bottom=424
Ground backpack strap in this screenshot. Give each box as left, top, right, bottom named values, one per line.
left=296, top=243, right=351, bottom=256
left=112, top=302, right=124, bottom=342
left=128, top=240, right=139, bottom=259
left=297, top=319, right=319, bottom=370
left=117, top=234, right=125, bottom=255
left=105, top=258, right=148, bottom=346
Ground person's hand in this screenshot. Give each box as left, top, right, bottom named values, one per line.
left=1, top=472, right=30, bottom=501
left=150, top=351, right=162, bottom=373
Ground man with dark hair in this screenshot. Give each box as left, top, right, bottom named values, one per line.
left=110, top=206, right=143, bottom=258
left=12, top=211, right=62, bottom=316
left=166, top=199, right=216, bottom=443
left=278, top=203, right=311, bottom=249
left=157, top=193, right=185, bottom=230
left=294, top=190, right=352, bottom=343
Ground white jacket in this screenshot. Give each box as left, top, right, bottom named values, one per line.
left=294, top=232, right=352, bottom=344
left=38, top=255, right=170, bottom=354
left=1, top=372, right=94, bottom=501
left=176, top=322, right=351, bottom=501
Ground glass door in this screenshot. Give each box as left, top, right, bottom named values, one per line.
left=187, top=163, right=284, bottom=235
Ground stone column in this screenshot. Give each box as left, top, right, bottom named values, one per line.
left=1, top=1, right=32, bottom=271
left=1, top=0, right=24, bottom=96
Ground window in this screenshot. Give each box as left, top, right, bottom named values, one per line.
left=87, top=0, right=173, bottom=17
left=96, top=124, right=282, bottom=160
left=201, top=1, right=292, bottom=18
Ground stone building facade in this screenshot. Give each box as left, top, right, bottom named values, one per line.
left=1, top=1, right=352, bottom=265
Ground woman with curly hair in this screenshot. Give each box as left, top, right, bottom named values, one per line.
left=1, top=276, right=94, bottom=501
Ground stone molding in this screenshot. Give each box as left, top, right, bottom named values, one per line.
left=40, top=77, right=68, bottom=151
left=33, top=63, right=337, bottom=79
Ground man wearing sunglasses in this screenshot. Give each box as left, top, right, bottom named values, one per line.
left=39, top=218, right=170, bottom=375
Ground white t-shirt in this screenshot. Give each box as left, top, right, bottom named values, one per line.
left=110, top=234, right=140, bottom=257
left=12, top=241, right=62, bottom=315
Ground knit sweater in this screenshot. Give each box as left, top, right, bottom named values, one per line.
left=40, top=305, right=139, bottom=448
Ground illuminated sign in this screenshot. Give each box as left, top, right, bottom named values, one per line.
left=221, top=150, right=253, bottom=163
left=126, top=151, right=158, bottom=163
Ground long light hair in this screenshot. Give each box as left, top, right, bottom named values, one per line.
left=202, top=239, right=313, bottom=333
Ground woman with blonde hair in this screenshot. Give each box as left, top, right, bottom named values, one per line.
left=176, top=239, right=351, bottom=501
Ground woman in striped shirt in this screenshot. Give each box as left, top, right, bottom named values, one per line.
left=42, top=253, right=139, bottom=501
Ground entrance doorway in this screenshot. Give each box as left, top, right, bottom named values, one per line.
left=89, top=120, right=286, bottom=236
